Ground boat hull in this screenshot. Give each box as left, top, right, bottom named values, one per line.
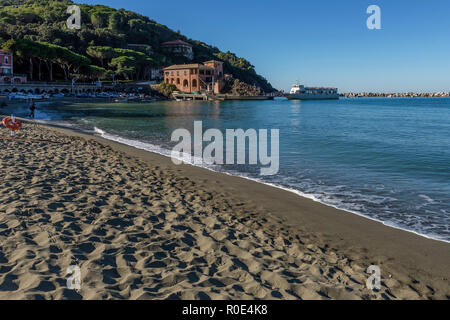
left=285, top=93, right=339, bottom=100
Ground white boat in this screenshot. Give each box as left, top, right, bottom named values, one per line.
left=285, top=82, right=339, bottom=100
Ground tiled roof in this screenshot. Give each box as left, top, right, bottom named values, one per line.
left=161, top=40, right=193, bottom=47
left=164, top=64, right=214, bottom=70
left=203, top=60, right=223, bottom=64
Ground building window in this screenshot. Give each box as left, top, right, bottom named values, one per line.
left=4, top=57, right=9, bottom=64
left=183, top=79, right=189, bottom=87
left=192, top=79, right=197, bottom=88
left=177, top=78, right=180, bottom=85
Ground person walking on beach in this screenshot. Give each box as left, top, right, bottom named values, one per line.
left=29, top=100, right=36, bottom=119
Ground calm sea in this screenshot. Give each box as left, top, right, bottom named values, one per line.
left=27, top=98, right=450, bottom=242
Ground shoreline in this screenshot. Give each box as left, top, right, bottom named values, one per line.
left=2, top=101, right=449, bottom=245
left=48, top=123, right=450, bottom=294
left=46, top=121, right=450, bottom=252
left=2, top=118, right=448, bottom=299
left=0, top=114, right=449, bottom=299
left=67, top=123, right=450, bottom=288
left=76, top=120, right=450, bottom=245
left=2, top=106, right=450, bottom=245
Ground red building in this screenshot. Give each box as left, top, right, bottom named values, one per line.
left=163, top=60, right=225, bottom=94
left=203, top=60, right=224, bottom=81
left=0, top=50, right=26, bottom=84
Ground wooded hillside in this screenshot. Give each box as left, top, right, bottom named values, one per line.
left=0, top=0, right=275, bottom=92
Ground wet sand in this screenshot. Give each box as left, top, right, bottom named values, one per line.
left=0, top=118, right=449, bottom=300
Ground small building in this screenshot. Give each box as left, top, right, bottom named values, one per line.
left=163, top=60, right=225, bottom=94
left=161, top=40, right=194, bottom=60
left=0, top=50, right=26, bottom=84
left=0, top=50, right=12, bottom=76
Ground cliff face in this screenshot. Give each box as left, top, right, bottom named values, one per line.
left=0, top=0, right=275, bottom=92
left=227, top=79, right=263, bottom=96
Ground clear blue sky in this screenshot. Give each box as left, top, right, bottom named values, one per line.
left=76, top=0, right=450, bottom=92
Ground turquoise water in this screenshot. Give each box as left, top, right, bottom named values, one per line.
left=30, top=98, right=450, bottom=242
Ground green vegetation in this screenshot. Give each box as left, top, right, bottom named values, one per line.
left=157, top=83, right=177, bottom=97
left=0, top=0, right=28, bottom=6
left=0, top=0, right=275, bottom=92
left=1, top=38, right=92, bottom=81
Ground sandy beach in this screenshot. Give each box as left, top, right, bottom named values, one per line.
left=0, top=115, right=449, bottom=300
